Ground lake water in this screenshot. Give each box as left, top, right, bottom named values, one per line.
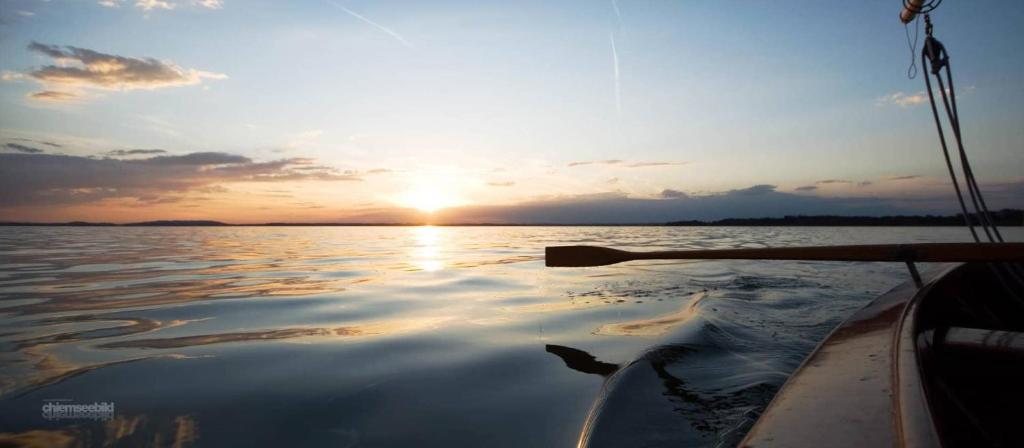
left=0, top=226, right=1018, bottom=447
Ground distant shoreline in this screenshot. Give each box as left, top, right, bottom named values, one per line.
left=2, top=210, right=1021, bottom=227
left=667, top=210, right=1023, bottom=227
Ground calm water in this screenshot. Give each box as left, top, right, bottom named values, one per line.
left=0, top=226, right=1018, bottom=447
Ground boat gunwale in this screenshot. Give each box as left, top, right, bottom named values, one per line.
left=739, top=263, right=960, bottom=447
left=892, top=264, right=954, bottom=448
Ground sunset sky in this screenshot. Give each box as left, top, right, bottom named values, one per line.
left=1, top=0, right=1022, bottom=223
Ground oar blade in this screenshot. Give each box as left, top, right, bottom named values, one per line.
left=545, top=246, right=631, bottom=267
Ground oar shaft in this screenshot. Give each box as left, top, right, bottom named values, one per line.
left=627, top=244, right=1023, bottom=262
left=545, top=243, right=1024, bottom=267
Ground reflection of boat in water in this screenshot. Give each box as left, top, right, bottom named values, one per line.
left=546, top=2, right=1024, bottom=446
left=549, top=342, right=778, bottom=447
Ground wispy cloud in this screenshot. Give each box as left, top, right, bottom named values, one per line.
left=568, top=159, right=622, bottom=167
left=327, top=1, right=414, bottom=50
left=193, top=0, right=223, bottom=9
left=487, top=181, right=515, bottom=187
left=10, top=42, right=226, bottom=102
left=815, top=179, right=852, bottom=185
left=794, top=185, right=817, bottom=191
left=135, top=0, right=176, bottom=10
left=660, top=189, right=688, bottom=199
left=611, top=0, right=622, bottom=27
left=100, top=0, right=176, bottom=10
left=10, top=138, right=62, bottom=148
left=0, top=152, right=361, bottom=206
left=876, top=87, right=973, bottom=107
left=29, top=90, right=82, bottom=102
left=877, top=91, right=928, bottom=107
left=567, top=159, right=687, bottom=168
left=4, top=143, right=44, bottom=154
left=97, top=0, right=223, bottom=11
left=624, top=161, right=688, bottom=168
left=731, top=184, right=778, bottom=195
left=610, top=33, right=621, bottom=116
left=106, top=149, right=168, bottom=157
left=887, top=175, right=921, bottom=181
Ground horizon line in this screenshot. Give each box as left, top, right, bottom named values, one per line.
left=2, top=210, right=1020, bottom=227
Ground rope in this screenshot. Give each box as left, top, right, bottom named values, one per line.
left=941, top=66, right=1005, bottom=242
left=921, top=42, right=978, bottom=242
left=904, top=17, right=920, bottom=79
left=921, top=17, right=1004, bottom=244
left=934, top=72, right=1002, bottom=242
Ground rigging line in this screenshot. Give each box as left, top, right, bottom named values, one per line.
left=935, top=74, right=995, bottom=242
left=934, top=74, right=994, bottom=240
left=940, top=64, right=1005, bottom=242
left=922, top=48, right=978, bottom=242
left=920, top=15, right=1004, bottom=244
left=904, top=17, right=920, bottom=79
left=934, top=67, right=1000, bottom=242
left=919, top=18, right=1024, bottom=290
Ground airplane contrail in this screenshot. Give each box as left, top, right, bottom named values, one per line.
left=327, top=1, right=415, bottom=49
left=611, top=0, right=622, bottom=28
left=610, top=33, right=621, bottom=116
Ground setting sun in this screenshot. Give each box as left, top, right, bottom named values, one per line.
left=399, top=188, right=462, bottom=213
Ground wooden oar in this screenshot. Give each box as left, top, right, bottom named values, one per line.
left=545, top=243, right=1024, bottom=267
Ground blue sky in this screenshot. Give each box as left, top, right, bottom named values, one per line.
left=0, top=0, right=1022, bottom=223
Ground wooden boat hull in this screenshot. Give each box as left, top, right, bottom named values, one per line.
left=739, top=264, right=955, bottom=447
left=742, top=261, right=1024, bottom=447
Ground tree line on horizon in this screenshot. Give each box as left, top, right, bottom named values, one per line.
left=666, top=209, right=1024, bottom=227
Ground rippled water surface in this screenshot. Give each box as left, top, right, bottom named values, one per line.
left=1, top=226, right=1018, bottom=447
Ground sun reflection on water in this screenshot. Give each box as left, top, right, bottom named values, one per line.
left=412, top=225, right=445, bottom=272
